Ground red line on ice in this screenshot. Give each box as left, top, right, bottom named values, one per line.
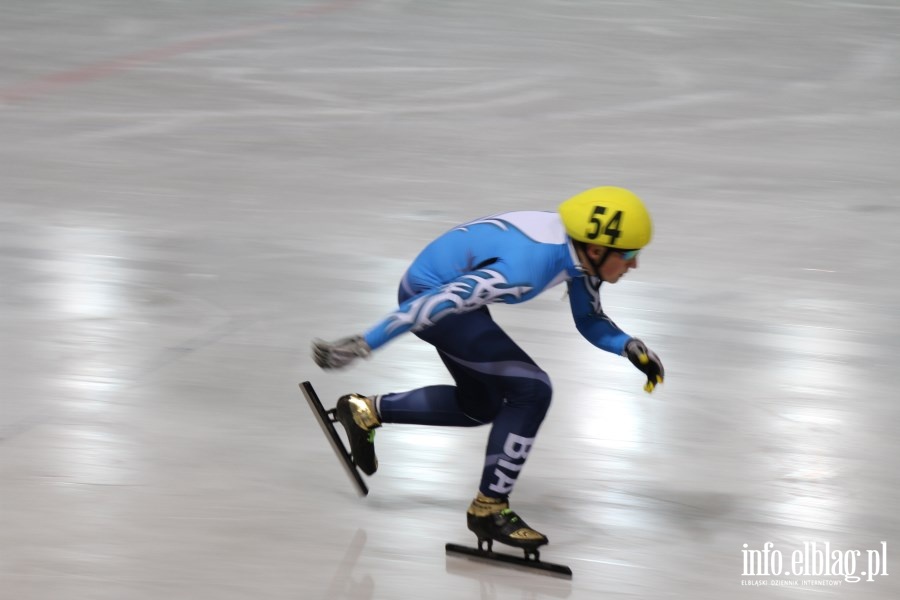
left=0, top=0, right=360, bottom=105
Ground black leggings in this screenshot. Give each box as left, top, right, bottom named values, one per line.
left=378, top=303, right=552, bottom=498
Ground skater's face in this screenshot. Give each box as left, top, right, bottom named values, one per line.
left=603, top=249, right=639, bottom=283
left=585, top=245, right=639, bottom=283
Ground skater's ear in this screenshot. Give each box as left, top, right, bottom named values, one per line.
left=585, top=244, right=607, bottom=262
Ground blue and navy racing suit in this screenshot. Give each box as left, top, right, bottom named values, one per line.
left=363, top=211, right=633, bottom=498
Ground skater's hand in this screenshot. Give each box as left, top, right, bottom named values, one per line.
left=312, top=335, right=372, bottom=369
left=624, top=338, right=664, bottom=393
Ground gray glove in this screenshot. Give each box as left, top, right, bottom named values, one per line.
left=624, top=338, right=665, bottom=393
left=312, top=335, right=372, bottom=369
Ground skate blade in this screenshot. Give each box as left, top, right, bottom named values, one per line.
left=300, top=381, right=368, bottom=497
left=445, top=543, right=572, bottom=578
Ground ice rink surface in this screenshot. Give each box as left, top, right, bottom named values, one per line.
left=1, top=0, right=899, bottom=598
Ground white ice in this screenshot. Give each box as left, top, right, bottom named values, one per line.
left=1, top=1, right=898, bottom=599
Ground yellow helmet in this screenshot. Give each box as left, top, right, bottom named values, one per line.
left=558, top=186, right=653, bottom=249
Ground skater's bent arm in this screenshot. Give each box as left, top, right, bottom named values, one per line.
left=363, top=267, right=533, bottom=350
left=566, top=277, right=631, bottom=355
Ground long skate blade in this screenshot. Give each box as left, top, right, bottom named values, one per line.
left=445, top=543, right=572, bottom=578
left=300, top=381, right=368, bottom=497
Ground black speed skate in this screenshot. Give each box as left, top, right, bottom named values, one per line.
left=334, top=393, right=381, bottom=476
left=466, top=493, right=548, bottom=555
left=447, top=493, right=571, bottom=578
left=300, top=382, right=379, bottom=496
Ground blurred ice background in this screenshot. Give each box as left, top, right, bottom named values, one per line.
left=1, top=1, right=898, bottom=598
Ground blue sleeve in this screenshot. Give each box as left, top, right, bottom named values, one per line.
left=363, top=267, right=534, bottom=350
left=567, top=277, right=631, bottom=355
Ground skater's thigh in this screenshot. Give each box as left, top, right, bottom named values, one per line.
left=434, top=348, right=503, bottom=423
left=414, top=307, right=546, bottom=420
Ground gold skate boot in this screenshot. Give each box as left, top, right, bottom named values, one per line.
left=466, top=492, right=548, bottom=552
left=334, top=394, right=381, bottom=475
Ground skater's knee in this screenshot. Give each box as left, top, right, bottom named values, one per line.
left=532, top=377, right=553, bottom=415
left=506, top=372, right=552, bottom=415
left=454, top=363, right=553, bottom=423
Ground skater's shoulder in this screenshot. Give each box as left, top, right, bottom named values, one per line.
left=453, top=211, right=566, bottom=245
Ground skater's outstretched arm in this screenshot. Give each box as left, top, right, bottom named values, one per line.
left=312, top=210, right=576, bottom=370
left=366, top=267, right=533, bottom=347
left=313, top=265, right=534, bottom=370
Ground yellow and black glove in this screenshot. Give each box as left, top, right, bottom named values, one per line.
left=624, top=338, right=665, bottom=393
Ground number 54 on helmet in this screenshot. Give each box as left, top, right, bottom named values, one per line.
left=558, top=186, right=653, bottom=250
